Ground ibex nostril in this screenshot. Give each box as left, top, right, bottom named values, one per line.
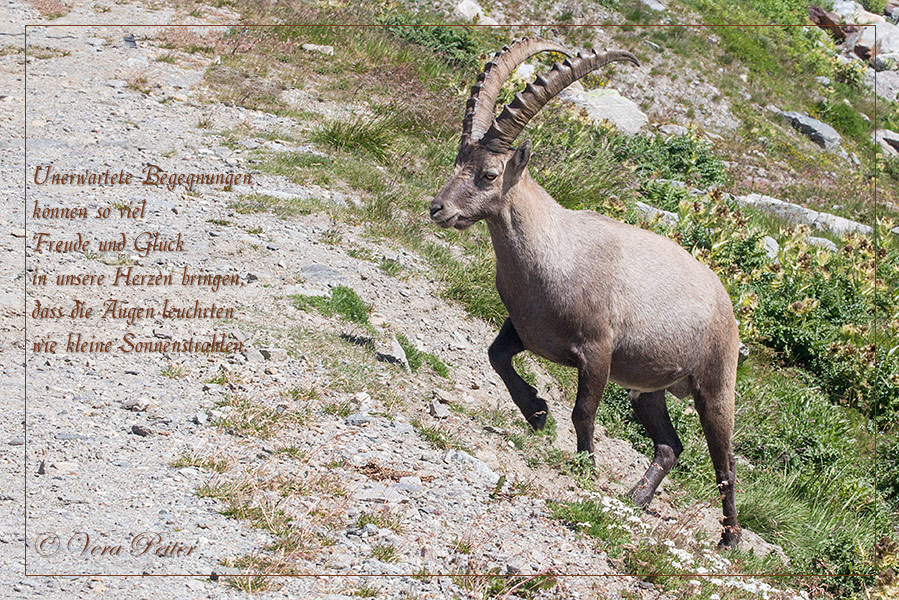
left=429, top=203, right=443, bottom=218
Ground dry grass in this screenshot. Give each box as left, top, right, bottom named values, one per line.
left=201, top=461, right=348, bottom=590
left=29, top=0, right=70, bottom=19
left=170, top=449, right=232, bottom=474
left=211, top=394, right=311, bottom=439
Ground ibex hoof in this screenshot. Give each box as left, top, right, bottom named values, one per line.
left=527, top=410, right=547, bottom=431
left=717, top=527, right=742, bottom=550
left=626, top=479, right=655, bottom=508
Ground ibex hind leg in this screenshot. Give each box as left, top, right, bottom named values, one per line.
left=692, top=376, right=741, bottom=550
left=627, top=390, right=683, bottom=507
left=488, top=318, right=549, bottom=430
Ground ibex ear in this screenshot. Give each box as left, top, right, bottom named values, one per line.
left=508, top=139, right=531, bottom=180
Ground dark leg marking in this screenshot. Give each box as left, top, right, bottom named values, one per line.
left=627, top=390, right=683, bottom=508
left=488, top=318, right=548, bottom=430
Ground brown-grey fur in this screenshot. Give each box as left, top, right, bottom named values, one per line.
left=429, top=39, right=741, bottom=548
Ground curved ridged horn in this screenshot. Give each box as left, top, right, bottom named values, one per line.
left=479, top=49, right=640, bottom=152
left=462, top=38, right=572, bottom=146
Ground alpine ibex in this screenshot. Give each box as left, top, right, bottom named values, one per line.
left=429, top=38, right=741, bottom=548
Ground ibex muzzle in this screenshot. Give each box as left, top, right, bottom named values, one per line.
left=431, top=38, right=741, bottom=549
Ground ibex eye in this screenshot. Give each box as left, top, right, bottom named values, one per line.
left=484, top=171, right=498, bottom=180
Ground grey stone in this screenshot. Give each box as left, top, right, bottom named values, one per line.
left=375, top=335, right=409, bottom=370
left=243, top=347, right=265, bottom=362
left=639, top=0, right=667, bottom=11
left=832, top=0, right=863, bottom=19
left=445, top=449, right=500, bottom=484
left=875, top=128, right=899, bottom=156
left=505, top=558, right=527, bottom=575
left=354, top=484, right=405, bottom=504
left=301, top=43, right=334, bottom=56
left=390, top=421, right=415, bottom=434
left=514, top=63, right=536, bottom=81
left=433, top=389, right=454, bottom=404
left=131, top=424, right=152, bottom=437
left=346, top=413, right=373, bottom=426
left=121, top=398, right=145, bottom=411
left=51, top=461, right=79, bottom=472
left=737, top=192, right=810, bottom=223
left=232, top=330, right=252, bottom=343
left=770, top=107, right=842, bottom=151
left=815, top=76, right=832, bottom=86
left=563, top=88, right=648, bottom=135
left=260, top=347, right=288, bottom=361
left=762, top=236, right=780, bottom=260
left=659, top=124, right=688, bottom=137
left=736, top=193, right=872, bottom=237
left=872, top=69, right=899, bottom=102
left=300, top=263, right=341, bottom=284
left=806, top=236, right=839, bottom=252
left=813, top=211, right=872, bottom=237
left=429, top=401, right=450, bottom=419
left=633, top=201, right=679, bottom=227
left=876, top=52, right=899, bottom=71
left=454, top=0, right=499, bottom=24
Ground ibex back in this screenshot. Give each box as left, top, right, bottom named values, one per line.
left=429, top=38, right=741, bottom=549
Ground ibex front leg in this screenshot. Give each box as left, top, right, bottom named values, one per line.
left=573, top=346, right=611, bottom=459
left=488, top=318, right=549, bottom=430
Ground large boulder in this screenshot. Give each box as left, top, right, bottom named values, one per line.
left=736, top=193, right=873, bottom=237
left=871, top=69, right=899, bottom=101
left=639, top=0, right=667, bottom=11
left=844, top=24, right=877, bottom=59
left=633, top=201, right=679, bottom=227
left=454, top=0, right=498, bottom=25
left=769, top=107, right=843, bottom=152
left=564, top=88, right=648, bottom=135
left=842, top=19, right=899, bottom=62
left=813, top=211, right=873, bottom=237
left=809, top=6, right=848, bottom=41
left=875, top=128, right=899, bottom=156
left=831, top=0, right=863, bottom=20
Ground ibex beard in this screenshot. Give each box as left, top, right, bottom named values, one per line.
left=430, top=38, right=741, bottom=549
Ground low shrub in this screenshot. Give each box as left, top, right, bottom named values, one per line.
left=613, top=133, right=727, bottom=188
left=814, top=100, right=870, bottom=141
left=379, top=14, right=478, bottom=68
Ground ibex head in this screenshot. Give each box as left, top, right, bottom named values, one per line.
left=429, top=38, right=639, bottom=229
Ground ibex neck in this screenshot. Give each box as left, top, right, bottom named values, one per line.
left=485, top=173, right=563, bottom=264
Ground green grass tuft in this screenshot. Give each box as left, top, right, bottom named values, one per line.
left=292, top=285, right=371, bottom=326
left=396, top=333, right=450, bottom=378
left=548, top=500, right=632, bottom=558
left=310, top=113, right=397, bottom=163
